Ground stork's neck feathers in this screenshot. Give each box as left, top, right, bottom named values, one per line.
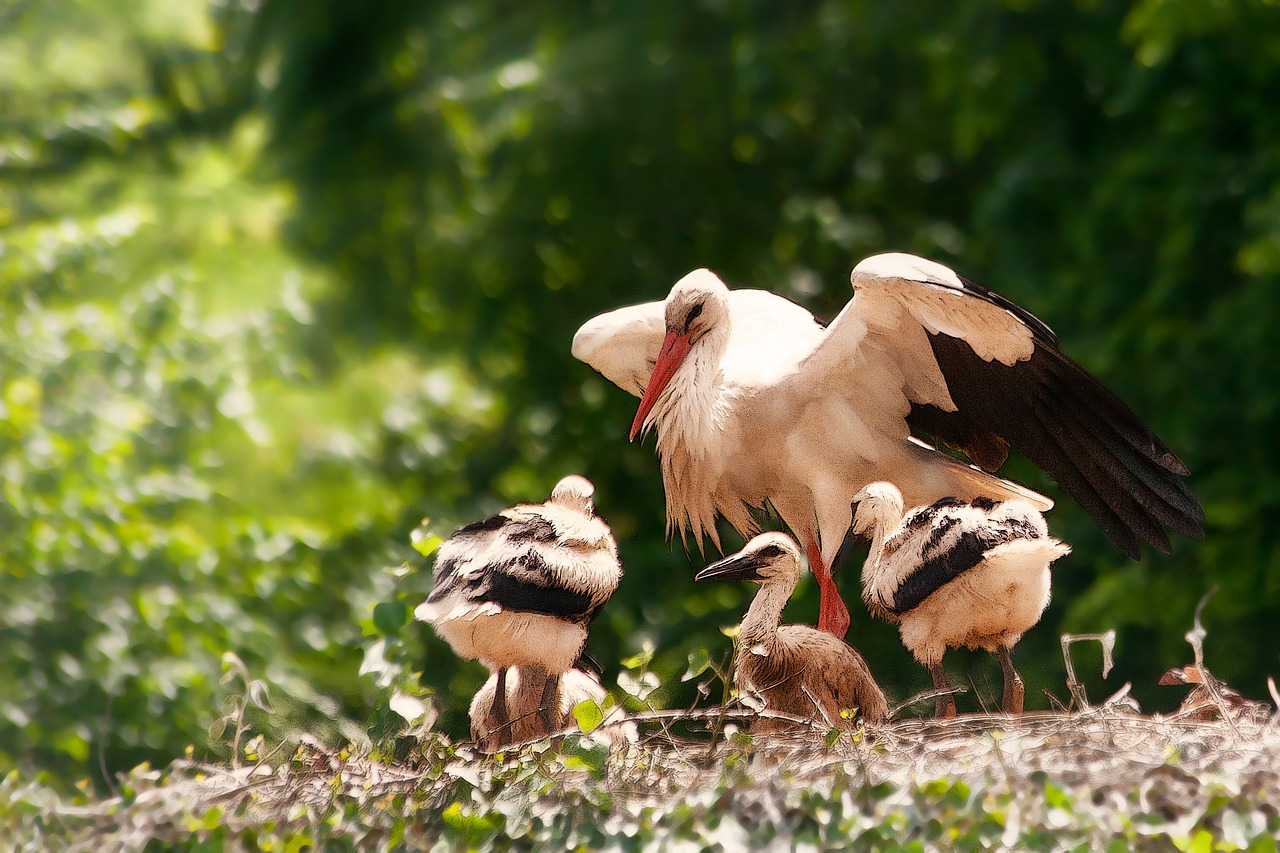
left=738, top=578, right=795, bottom=651
left=651, top=323, right=732, bottom=450
left=857, top=498, right=906, bottom=614
left=650, top=322, right=735, bottom=546
left=862, top=515, right=895, bottom=569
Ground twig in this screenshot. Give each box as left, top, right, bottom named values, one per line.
left=697, top=649, right=739, bottom=768
left=1185, top=588, right=1215, bottom=668
left=888, top=684, right=967, bottom=719
left=1184, top=588, right=1242, bottom=737
left=98, top=689, right=119, bottom=798
left=1061, top=630, right=1116, bottom=710
left=800, top=684, right=835, bottom=730
left=699, top=698, right=729, bottom=768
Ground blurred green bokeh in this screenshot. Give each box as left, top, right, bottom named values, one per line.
left=3, top=0, right=1279, bottom=789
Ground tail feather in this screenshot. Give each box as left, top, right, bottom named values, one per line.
left=906, top=437, right=1054, bottom=511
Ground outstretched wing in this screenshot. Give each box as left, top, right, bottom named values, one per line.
left=809, top=252, right=1203, bottom=559
left=572, top=301, right=666, bottom=397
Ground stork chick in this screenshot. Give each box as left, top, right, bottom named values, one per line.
left=850, top=482, right=1070, bottom=717
left=416, top=475, right=622, bottom=740
left=469, top=666, right=637, bottom=752
left=696, top=532, right=888, bottom=733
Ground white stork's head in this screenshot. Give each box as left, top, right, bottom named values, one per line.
left=694, top=531, right=801, bottom=587
left=629, top=269, right=731, bottom=440
left=549, top=474, right=595, bottom=515
left=849, top=481, right=906, bottom=537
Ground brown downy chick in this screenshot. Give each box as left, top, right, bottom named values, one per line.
left=1158, top=665, right=1270, bottom=723
left=696, top=532, right=888, bottom=734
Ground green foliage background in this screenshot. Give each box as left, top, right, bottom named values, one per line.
left=3, top=0, right=1279, bottom=789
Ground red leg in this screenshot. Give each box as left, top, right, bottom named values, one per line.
left=806, top=538, right=850, bottom=639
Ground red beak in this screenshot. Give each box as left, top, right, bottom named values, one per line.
left=630, top=329, right=692, bottom=440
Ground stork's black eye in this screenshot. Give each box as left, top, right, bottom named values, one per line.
left=686, top=302, right=704, bottom=325
left=755, top=544, right=786, bottom=561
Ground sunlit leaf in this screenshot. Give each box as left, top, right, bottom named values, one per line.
left=389, top=691, right=428, bottom=724
left=619, top=639, right=656, bottom=671
left=410, top=529, right=443, bottom=559
left=571, top=698, right=604, bottom=734
left=682, top=648, right=711, bottom=682
left=617, top=671, right=659, bottom=702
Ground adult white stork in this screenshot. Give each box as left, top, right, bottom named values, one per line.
left=696, top=532, right=889, bottom=732
left=416, top=475, right=622, bottom=738
left=849, top=482, right=1070, bottom=716
left=572, top=253, right=1203, bottom=639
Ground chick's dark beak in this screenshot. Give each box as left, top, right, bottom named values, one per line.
left=695, top=552, right=769, bottom=583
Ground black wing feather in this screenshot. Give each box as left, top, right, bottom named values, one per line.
left=890, top=517, right=1045, bottom=614
left=1029, top=402, right=1173, bottom=554
left=426, top=554, right=462, bottom=602
left=907, top=403, right=1010, bottom=471
left=921, top=515, right=961, bottom=555
left=909, top=331, right=1203, bottom=558
left=890, top=530, right=988, bottom=614
left=1033, top=384, right=1202, bottom=539
left=1038, top=369, right=1203, bottom=525
left=455, top=514, right=509, bottom=535
left=484, top=563, right=596, bottom=621
left=504, top=516, right=558, bottom=543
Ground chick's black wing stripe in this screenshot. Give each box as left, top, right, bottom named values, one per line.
left=504, top=516, right=558, bottom=543
left=889, top=530, right=989, bottom=614
left=483, top=572, right=596, bottom=620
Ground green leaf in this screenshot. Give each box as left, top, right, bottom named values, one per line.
left=682, top=648, right=712, bottom=682
left=411, top=529, right=443, bottom=558
left=620, top=639, right=656, bottom=671
left=572, top=698, right=604, bottom=734
left=441, top=801, right=504, bottom=837
left=373, top=600, right=409, bottom=636
left=1173, top=830, right=1214, bottom=853
left=207, top=718, right=227, bottom=741
left=284, top=834, right=313, bottom=853
left=201, top=806, right=223, bottom=831
left=560, top=740, right=608, bottom=778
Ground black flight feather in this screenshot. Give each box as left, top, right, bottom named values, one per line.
left=907, top=330, right=1203, bottom=559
